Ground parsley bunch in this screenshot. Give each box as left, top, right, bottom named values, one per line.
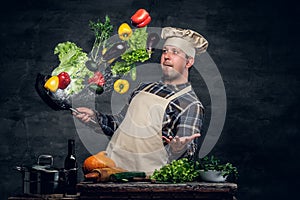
left=150, top=158, right=200, bottom=183
left=89, top=15, right=113, bottom=47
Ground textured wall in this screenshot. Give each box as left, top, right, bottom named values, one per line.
left=0, top=0, right=299, bottom=199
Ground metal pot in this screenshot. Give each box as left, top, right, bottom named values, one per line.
left=15, top=155, right=63, bottom=194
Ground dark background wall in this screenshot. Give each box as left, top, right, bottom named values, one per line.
left=0, top=0, right=299, bottom=199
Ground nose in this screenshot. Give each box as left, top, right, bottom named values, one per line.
left=162, top=51, right=171, bottom=60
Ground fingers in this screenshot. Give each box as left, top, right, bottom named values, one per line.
left=163, top=133, right=201, bottom=145
left=81, top=113, right=92, bottom=123
left=77, top=107, right=95, bottom=116
left=73, top=112, right=89, bottom=122
left=162, top=136, right=171, bottom=143
left=189, top=133, right=201, bottom=140
left=182, top=133, right=201, bottom=144
left=175, top=133, right=201, bottom=145
left=72, top=107, right=95, bottom=123
left=162, top=136, right=174, bottom=144
left=173, top=136, right=180, bottom=143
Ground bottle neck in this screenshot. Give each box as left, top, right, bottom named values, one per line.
left=68, top=139, right=75, bottom=155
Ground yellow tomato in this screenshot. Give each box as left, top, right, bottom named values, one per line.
left=114, top=79, right=130, bottom=94
left=44, top=76, right=59, bottom=92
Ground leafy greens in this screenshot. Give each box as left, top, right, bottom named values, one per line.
left=51, top=41, right=93, bottom=95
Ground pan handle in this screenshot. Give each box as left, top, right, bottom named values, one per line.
left=37, top=155, right=53, bottom=166
left=70, top=107, right=97, bottom=124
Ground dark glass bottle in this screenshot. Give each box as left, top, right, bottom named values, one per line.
left=64, top=139, right=78, bottom=194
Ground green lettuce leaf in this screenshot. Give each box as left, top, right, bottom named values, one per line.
left=51, top=41, right=93, bottom=95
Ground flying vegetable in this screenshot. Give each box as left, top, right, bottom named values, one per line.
left=44, top=76, right=59, bottom=92
left=44, top=72, right=71, bottom=92
left=57, top=72, right=71, bottom=89
left=131, top=9, right=151, bottom=28
left=114, top=79, right=130, bottom=94
left=118, top=23, right=133, bottom=41
left=88, top=71, right=105, bottom=94
left=146, top=32, right=160, bottom=52
left=102, top=42, right=127, bottom=62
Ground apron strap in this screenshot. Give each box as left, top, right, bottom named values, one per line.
left=167, top=85, right=192, bottom=101
left=142, top=83, right=156, bottom=92
left=142, top=83, right=192, bottom=101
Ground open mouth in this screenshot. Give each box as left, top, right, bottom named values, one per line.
left=163, top=62, right=173, bottom=68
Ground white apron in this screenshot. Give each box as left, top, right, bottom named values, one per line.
left=106, top=83, right=192, bottom=175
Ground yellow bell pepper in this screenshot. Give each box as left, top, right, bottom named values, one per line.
left=44, top=76, right=59, bottom=92
left=118, top=23, right=132, bottom=41
left=114, top=79, right=130, bottom=94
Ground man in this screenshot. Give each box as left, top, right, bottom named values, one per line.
left=73, top=27, right=208, bottom=174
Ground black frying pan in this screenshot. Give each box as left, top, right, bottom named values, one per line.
left=35, top=73, right=71, bottom=111
left=35, top=73, right=96, bottom=124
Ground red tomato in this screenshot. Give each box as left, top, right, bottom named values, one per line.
left=88, top=71, right=105, bottom=87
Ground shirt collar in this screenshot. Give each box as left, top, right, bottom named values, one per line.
left=159, top=81, right=191, bottom=91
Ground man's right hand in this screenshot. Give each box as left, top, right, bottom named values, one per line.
left=72, top=107, right=96, bottom=123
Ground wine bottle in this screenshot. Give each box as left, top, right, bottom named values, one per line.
left=64, top=139, right=78, bottom=194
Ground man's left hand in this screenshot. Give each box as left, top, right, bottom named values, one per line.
left=162, top=133, right=201, bottom=152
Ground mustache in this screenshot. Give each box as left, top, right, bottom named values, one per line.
left=162, top=62, right=173, bottom=66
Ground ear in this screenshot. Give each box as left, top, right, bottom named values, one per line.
left=186, top=57, right=194, bottom=69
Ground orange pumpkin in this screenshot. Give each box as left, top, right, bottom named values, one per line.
left=82, top=151, right=116, bottom=174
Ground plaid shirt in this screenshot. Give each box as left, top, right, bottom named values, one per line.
left=95, top=81, right=204, bottom=157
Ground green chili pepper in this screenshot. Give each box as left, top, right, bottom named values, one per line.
left=130, top=65, right=136, bottom=81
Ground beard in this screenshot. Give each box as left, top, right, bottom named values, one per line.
left=161, top=65, right=182, bottom=81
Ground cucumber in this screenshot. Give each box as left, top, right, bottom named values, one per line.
left=88, top=84, right=104, bottom=95
left=110, top=171, right=146, bottom=182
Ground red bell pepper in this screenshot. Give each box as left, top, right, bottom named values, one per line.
left=131, top=9, right=151, bottom=28
left=136, top=16, right=151, bottom=28
left=57, top=72, right=71, bottom=89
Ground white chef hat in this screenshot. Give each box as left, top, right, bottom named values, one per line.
left=161, top=27, right=208, bottom=58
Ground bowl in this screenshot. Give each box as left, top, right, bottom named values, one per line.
left=199, top=170, right=227, bottom=182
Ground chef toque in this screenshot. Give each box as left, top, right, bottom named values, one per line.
left=161, top=27, right=208, bottom=58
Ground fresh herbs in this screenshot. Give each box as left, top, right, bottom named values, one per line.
left=89, top=15, right=113, bottom=47
left=122, top=48, right=149, bottom=65
left=89, top=15, right=113, bottom=61
left=150, top=156, right=238, bottom=183
left=111, top=27, right=150, bottom=76
left=199, top=155, right=238, bottom=180
left=127, top=27, right=148, bottom=51
left=200, top=155, right=221, bottom=170
left=150, top=158, right=200, bottom=183
left=111, top=61, right=131, bottom=75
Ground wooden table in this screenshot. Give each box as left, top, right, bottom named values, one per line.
left=76, top=181, right=238, bottom=200
left=8, top=193, right=79, bottom=200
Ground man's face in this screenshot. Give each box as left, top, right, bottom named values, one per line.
left=160, top=45, right=190, bottom=82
